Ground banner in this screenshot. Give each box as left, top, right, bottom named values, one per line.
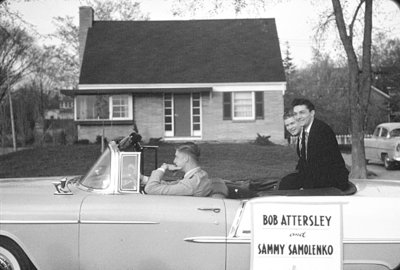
left=250, top=201, right=342, bottom=270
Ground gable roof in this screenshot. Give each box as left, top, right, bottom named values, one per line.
left=79, top=19, right=285, bottom=85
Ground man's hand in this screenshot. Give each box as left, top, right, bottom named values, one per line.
left=140, top=174, right=149, bottom=185
left=160, top=163, right=181, bottom=171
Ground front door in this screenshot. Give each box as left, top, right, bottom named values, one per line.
left=174, top=94, right=191, bottom=136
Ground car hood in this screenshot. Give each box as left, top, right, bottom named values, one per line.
left=0, top=176, right=76, bottom=194
left=0, top=176, right=87, bottom=222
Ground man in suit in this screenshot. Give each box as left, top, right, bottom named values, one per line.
left=279, top=98, right=349, bottom=191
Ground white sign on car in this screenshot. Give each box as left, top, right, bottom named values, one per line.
left=250, top=198, right=343, bottom=270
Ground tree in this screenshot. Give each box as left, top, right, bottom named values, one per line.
left=330, top=0, right=372, bottom=179
left=0, top=23, right=36, bottom=104
left=48, top=0, right=149, bottom=91
left=371, top=35, right=400, bottom=123
left=171, top=0, right=266, bottom=18
left=83, top=0, right=149, bottom=20
left=285, top=50, right=350, bottom=134
left=282, top=41, right=296, bottom=88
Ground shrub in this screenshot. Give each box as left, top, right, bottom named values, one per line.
left=43, top=133, right=53, bottom=143
left=254, top=133, right=274, bottom=146
left=148, top=137, right=163, bottom=145
left=96, top=135, right=108, bottom=145
left=74, top=139, right=90, bottom=145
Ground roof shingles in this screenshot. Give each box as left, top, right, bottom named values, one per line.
left=79, top=19, right=285, bottom=85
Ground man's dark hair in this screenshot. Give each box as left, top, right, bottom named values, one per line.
left=292, top=98, right=315, bottom=112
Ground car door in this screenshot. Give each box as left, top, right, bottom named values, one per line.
left=365, top=127, right=380, bottom=162
left=79, top=194, right=226, bottom=270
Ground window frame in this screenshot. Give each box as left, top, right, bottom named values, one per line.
left=75, top=94, right=133, bottom=121
left=232, top=91, right=255, bottom=121
left=191, top=93, right=202, bottom=136
left=110, top=95, right=132, bottom=120
left=223, top=91, right=264, bottom=121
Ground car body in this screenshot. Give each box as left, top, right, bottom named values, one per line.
left=1, top=135, right=400, bottom=270
left=364, top=122, right=400, bottom=169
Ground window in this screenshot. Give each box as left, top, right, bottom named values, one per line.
left=223, top=92, right=232, bottom=120
left=373, top=127, right=380, bottom=137
left=112, top=95, right=129, bottom=119
left=80, top=148, right=111, bottom=189
left=390, top=129, right=400, bottom=138
left=164, top=93, right=173, bottom=136
left=233, top=92, right=253, bottom=119
left=380, top=128, right=388, bottom=138
left=255, top=92, right=264, bottom=119
left=192, top=93, right=201, bottom=136
left=120, top=155, right=139, bottom=192
left=223, top=91, right=264, bottom=121
left=76, top=95, right=132, bottom=121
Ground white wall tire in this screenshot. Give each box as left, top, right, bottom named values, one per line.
left=0, top=238, right=31, bottom=270
left=0, top=246, right=20, bottom=270
left=383, top=155, right=394, bottom=170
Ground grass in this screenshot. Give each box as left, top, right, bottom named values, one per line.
left=0, top=142, right=298, bottom=182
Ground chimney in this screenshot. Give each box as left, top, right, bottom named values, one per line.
left=79, top=6, right=94, bottom=66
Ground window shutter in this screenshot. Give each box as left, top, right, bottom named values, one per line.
left=255, top=91, right=264, bottom=119
left=223, top=92, right=232, bottom=120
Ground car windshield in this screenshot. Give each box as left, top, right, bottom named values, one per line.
left=79, top=148, right=111, bottom=189
left=390, top=128, right=400, bottom=138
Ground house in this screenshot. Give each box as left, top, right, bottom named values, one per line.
left=65, top=6, right=286, bottom=143
left=44, top=96, right=74, bottom=120
left=366, top=85, right=392, bottom=132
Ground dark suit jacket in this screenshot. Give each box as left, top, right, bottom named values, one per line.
left=296, top=118, right=349, bottom=190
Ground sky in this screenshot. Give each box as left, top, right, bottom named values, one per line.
left=8, top=0, right=400, bottom=67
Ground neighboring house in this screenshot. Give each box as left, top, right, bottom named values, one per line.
left=64, top=6, right=286, bottom=143
left=366, top=85, right=391, bottom=132
left=44, top=96, right=74, bottom=120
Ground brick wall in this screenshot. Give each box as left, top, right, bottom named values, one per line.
left=77, top=91, right=285, bottom=144
left=202, top=91, right=285, bottom=144
left=134, top=93, right=164, bottom=141
left=77, top=93, right=165, bottom=143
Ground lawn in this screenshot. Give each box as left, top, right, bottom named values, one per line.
left=0, top=142, right=298, bottom=182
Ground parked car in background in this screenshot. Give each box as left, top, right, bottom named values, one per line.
left=1, top=133, right=400, bottom=270
left=364, top=122, right=400, bottom=169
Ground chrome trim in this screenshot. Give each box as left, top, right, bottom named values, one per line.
left=81, top=220, right=159, bottom=224
left=343, top=238, right=400, bottom=244
left=1, top=220, right=159, bottom=225
left=197, top=207, right=221, bottom=213
left=344, top=260, right=391, bottom=269
left=184, top=236, right=400, bottom=245
left=184, top=236, right=251, bottom=244
left=0, top=220, right=78, bottom=224
left=228, top=200, right=248, bottom=237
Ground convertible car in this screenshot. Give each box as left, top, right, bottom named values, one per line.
left=1, top=133, right=400, bottom=270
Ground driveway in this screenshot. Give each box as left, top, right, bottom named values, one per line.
left=342, top=153, right=400, bottom=180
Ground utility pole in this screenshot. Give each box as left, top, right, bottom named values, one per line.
left=8, top=89, right=17, bottom=152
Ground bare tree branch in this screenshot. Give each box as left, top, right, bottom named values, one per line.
left=348, top=0, right=365, bottom=42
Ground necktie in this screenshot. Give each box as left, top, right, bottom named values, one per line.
left=301, top=129, right=306, bottom=160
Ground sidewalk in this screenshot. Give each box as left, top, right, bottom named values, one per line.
left=0, top=147, right=15, bottom=156
left=0, top=147, right=31, bottom=156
